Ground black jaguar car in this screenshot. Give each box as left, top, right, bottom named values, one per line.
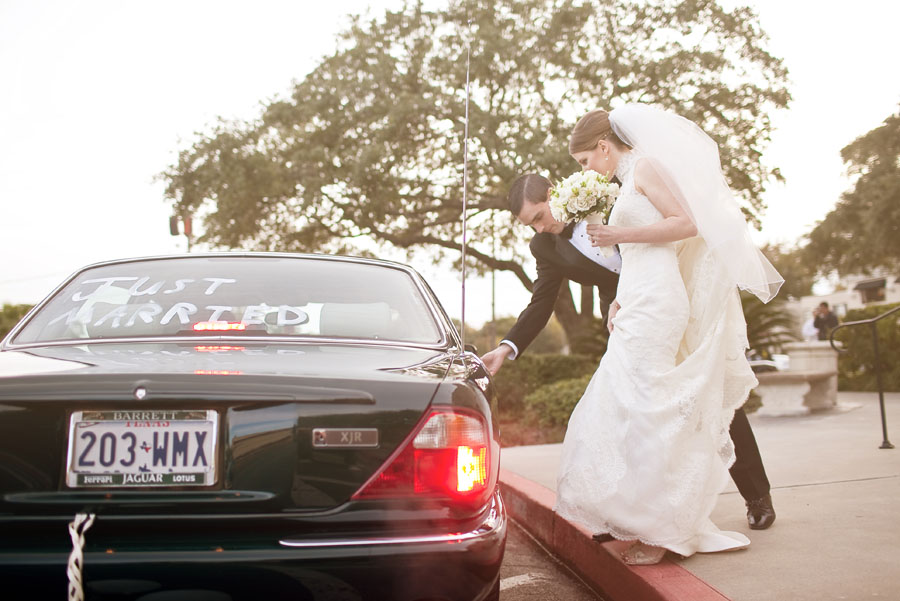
left=0, top=253, right=505, bottom=601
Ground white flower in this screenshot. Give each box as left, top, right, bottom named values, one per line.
left=571, top=194, right=593, bottom=212
left=549, top=196, right=567, bottom=222
left=548, top=169, right=620, bottom=224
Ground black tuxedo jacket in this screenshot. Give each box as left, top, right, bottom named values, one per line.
left=504, top=231, right=620, bottom=356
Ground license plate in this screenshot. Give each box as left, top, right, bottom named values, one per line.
left=66, top=410, right=218, bottom=488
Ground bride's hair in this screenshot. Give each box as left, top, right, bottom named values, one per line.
left=507, top=173, right=551, bottom=216
left=569, top=109, right=630, bottom=154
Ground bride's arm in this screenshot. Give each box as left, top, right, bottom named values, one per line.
left=586, top=157, right=697, bottom=246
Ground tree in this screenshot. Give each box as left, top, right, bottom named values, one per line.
left=760, top=242, right=816, bottom=300
left=161, top=0, right=790, bottom=346
left=0, top=304, right=33, bottom=340
left=804, top=107, right=900, bottom=274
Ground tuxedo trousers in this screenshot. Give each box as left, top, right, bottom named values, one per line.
left=728, top=408, right=771, bottom=501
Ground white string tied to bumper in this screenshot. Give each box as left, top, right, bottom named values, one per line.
left=67, top=512, right=96, bottom=601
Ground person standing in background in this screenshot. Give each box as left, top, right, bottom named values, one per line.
left=814, top=302, right=839, bottom=341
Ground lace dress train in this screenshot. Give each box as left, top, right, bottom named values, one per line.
left=554, top=153, right=755, bottom=557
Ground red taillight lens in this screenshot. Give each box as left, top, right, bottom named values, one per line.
left=352, top=408, right=491, bottom=507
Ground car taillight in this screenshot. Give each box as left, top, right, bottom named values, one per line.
left=192, top=321, right=247, bottom=332
left=352, top=408, right=491, bottom=507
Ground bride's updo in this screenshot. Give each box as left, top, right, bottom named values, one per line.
left=569, top=109, right=630, bottom=154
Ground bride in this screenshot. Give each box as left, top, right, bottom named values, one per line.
left=554, top=104, right=783, bottom=565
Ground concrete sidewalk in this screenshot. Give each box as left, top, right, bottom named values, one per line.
left=499, top=391, right=900, bottom=600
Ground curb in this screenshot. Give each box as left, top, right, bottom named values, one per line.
left=499, top=468, right=732, bottom=601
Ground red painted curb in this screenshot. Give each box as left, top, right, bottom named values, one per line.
left=499, top=468, right=732, bottom=601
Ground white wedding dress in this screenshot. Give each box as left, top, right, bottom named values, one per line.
left=554, top=152, right=755, bottom=556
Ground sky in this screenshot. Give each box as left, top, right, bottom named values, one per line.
left=2, top=0, right=899, bottom=329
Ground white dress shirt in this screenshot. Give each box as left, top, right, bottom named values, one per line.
left=568, top=221, right=622, bottom=273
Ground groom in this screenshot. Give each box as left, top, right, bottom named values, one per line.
left=481, top=173, right=776, bottom=530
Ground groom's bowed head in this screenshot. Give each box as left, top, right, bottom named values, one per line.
left=507, top=174, right=566, bottom=236
left=509, top=109, right=631, bottom=235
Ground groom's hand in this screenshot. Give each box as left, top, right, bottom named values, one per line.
left=481, top=345, right=512, bottom=376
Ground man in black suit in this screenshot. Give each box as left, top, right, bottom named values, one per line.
left=481, top=173, right=776, bottom=530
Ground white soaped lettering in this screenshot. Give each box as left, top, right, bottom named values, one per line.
left=162, top=279, right=195, bottom=294
left=127, top=277, right=165, bottom=296
left=72, top=305, right=95, bottom=325
left=94, top=305, right=130, bottom=328
left=277, top=305, right=308, bottom=326
left=71, top=277, right=139, bottom=301
left=69, top=276, right=240, bottom=302
left=160, top=303, right=198, bottom=325
left=241, top=304, right=269, bottom=325
left=44, top=271, right=319, bottom=336
left=48, top=307, right=81, bottom=327
left=202, top=278, right=236, bottom=295
left=125, top=302, right=163, bottom=326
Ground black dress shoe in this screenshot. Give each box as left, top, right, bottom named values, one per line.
left=746, top=494, right=776, bottom=530
left=592, top=533, right=614, bottom=543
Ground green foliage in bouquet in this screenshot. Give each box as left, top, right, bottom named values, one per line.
left=834, top=302, right=900, bottom=392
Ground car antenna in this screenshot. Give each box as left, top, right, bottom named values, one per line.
left=459, top=12, right=472, bottom=352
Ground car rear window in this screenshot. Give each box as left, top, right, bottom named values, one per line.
left=12, top=256, right=443, bottom=345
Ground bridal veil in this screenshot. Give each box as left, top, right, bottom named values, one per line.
left=608, top=103, right=784, bottom=303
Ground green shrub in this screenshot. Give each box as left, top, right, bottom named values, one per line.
left=834, top=302, right=900, bottom=392
left=568, top=317, right=609, bottom=360
left=523, top=374, right=594, bottom=428
left=492, top=353, right=597, bottom=418
left=740, top=291, right=797, bottom=356
left=0, top=304, right=33, bottom=341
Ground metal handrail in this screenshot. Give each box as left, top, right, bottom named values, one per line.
left=829, top=304, right=900, bottom=449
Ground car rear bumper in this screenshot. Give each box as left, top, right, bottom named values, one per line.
left=0, top=493, right=506, bottom=601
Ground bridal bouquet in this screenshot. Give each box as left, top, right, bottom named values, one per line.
left=549, top=170, right=620, bottom=257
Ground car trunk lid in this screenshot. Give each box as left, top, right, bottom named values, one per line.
left=0, top=342, right=453, bottom=516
